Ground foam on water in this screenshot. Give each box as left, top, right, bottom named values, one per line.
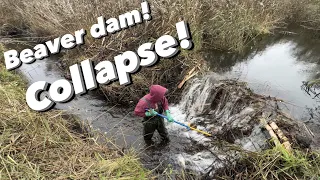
left=167, top=105, right=212, bottom=144
left=166, top=103, right=221, bottom=174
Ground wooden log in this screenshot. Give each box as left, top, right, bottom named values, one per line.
left=178, top=67, right=198, bottom=89
left=265, top=124, right=281, bottom=146
left=269, top=121, right=291, bottom=151
left=270, top=122, right=288, bottom=141
left=260, top=118, right=292, bottom=151
left=282, top=142, right=292, bottom=152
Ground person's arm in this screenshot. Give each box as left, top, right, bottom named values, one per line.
left=134, top=101, right=146, bottom=117
left=134, top=109, right=146, bottom=117
left=163, top=97, right=169, bottom=111
left=134, top=100, right=157, bottom=117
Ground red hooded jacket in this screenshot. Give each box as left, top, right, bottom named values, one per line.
left=134, top=85, right=169, bottom=117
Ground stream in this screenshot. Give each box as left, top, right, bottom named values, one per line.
left=5, top=29, right=320, bottom=177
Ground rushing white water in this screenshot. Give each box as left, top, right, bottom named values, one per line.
left=166, top=100, right=219, bottom=173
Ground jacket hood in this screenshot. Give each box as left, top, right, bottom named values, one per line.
left=149, top=85, right=167, bottom=103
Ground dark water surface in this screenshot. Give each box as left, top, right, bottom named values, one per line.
left=206, top=31, right=320, bottom=123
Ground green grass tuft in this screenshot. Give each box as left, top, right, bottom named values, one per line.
left=216, top=144, right=320, bottom=180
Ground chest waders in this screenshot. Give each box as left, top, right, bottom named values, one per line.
left=141, top=97, right=169, bottom=144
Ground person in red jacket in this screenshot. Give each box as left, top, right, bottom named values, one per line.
left=134, top=85, right=174, bottom=146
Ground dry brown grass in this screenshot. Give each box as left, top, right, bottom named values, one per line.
left=298, top=0, right=320, bottom=29
left=0, top=0, right=319, bottom=104
left=1, top=0, right=318, bottom=53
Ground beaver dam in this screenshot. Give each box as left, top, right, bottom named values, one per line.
left=164, top=72, right=318, bottom=178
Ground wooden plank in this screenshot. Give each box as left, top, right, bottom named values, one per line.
left=178, top=67, right=197, bottom=89
left=269, top=121, right=291, bottom=151
left=265, top=124, right=281, bottom=146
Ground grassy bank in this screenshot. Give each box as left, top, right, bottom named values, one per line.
left=215, top=144, right=320, bottom=179
left=0, top=45, right=148, bottom=179
left=1, top=0, right=320, bottom=104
